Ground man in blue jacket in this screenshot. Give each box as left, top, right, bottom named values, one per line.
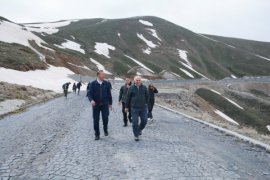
left=87, top=70, right=112, bottom=140
left=125, top=76, right=149, bottom=141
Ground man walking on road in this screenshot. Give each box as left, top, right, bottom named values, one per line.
left=87, top=70, right=112, bottom=140
left=77, top=81, right=82, bottom=95
left=119, top=78, right=132, bottom=127
left=125, top=76, right=149, bottom=141
left=62, top=82, right=71, bottom=98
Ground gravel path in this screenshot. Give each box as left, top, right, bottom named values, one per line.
left=0, top=90, right=270, bottom=180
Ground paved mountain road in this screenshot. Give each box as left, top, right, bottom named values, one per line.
left=0, top=90, right=270, bottom=180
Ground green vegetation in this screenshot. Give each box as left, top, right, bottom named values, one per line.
left=196, top=88, right=269, bottom=134
left=249, top=89, right=269, bottom=98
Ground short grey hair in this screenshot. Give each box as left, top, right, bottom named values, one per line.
left=134, top=76, right=142, bottom=81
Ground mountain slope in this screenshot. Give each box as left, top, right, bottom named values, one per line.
left=1, top=16, right=270, bottom=81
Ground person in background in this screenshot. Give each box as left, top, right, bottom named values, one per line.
left=119, top=78, right=132, bottom=127
left=72, top=83, right=77, bottom=93
left=125, top=76, right=149, bottom=141
left=148, top=83, right=158, bottom=121
left=87, top=70, right=113, bottom=140
left=62, top=82, right=71, bottom=98
left=77, top=81, right=82, bottom=95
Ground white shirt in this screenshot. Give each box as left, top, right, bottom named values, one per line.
left=97, top=78, right=103, bottom=85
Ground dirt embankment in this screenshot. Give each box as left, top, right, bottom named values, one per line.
left=0, top=81, right=59, bottom=117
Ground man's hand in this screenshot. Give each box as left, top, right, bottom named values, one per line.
left=109, top=105, right=113, bottom=111
left=90, top=100, right=96, bottom=107
left=125, top=108, right=129, bottom=112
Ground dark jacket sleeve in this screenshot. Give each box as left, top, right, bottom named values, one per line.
left=145, top=86, right=149, bottom=104
left=125, top=87, right=132, bottom=108
left=119, top=86, right=123, bottom=102
left=154, top=87, right=158, bottom=93
left=107, top=82, right=112, bottom=105
left=87, top=82, right=94, bottom=102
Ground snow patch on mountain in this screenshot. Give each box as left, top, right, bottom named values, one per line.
left=178, top=49, right=191, bottom=66
left=255, top=54, right=270, bottom=62
left=94, top=42, right=115, bottom=58
left=90, top=58, right=112, bottom=74
left=0, top=20, right=52, bottom=51
left=214, top=109, right=239, bottom=125
left=118, top=33, right=121, bottom=37
left=179, top=68, right=194, bottom=78
left=23, top=20, right=78, bottom=34
left=209, top=89, right=244, bottom=110
left=146, top=28, right=161, bottom=41
left=124, top=55, right=154, bottom=73
left=71, top=35, right=76, bottom=40
left=139, top=20, right=153, bottom=26
left=171, top=72, right=181, bottom=78
left=198, top=34, right=219, bottom=42
left=67, top=62, right=91, bottom=70
left=179, top=62, right=209, bottom=79
left=0, top=65, right=75, bottom=92
left=231, top=75, right=237, bottom=78
left=267, top=125, right=270, bottom=132
left=143, top=47, right=151, bottom=55
left=54, top=39, right=85, bottom=54
left=137, top=33, right=158, bottom=48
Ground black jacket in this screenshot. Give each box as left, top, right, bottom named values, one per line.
left=119, top=85, right=130, bottom=103
left=149, top=87, right=158, bottom=102
left=77, top=82, right=82, bottom=89
left=62, top=83, right=70, bottom=90
left=126, top=84, right=149, bottom=108
left=87, top=80, right=112, bottom=105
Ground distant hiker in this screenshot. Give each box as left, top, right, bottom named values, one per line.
left=148, top=83, right=158, bottom=121
left=87, top=70, right=113, bottom=140
left=62, top=82, right=71, bottom=98
left=125, top=76, right=149, bottom=141
left=77, top=81, right=82, bottom=95
left=119, top=78, right=132, bottom=127
left=72, top=83, right=77, bottom=93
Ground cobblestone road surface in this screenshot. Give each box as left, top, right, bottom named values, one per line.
left=0, top=90, right=270, bottom=180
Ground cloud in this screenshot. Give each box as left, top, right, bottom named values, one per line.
left=1, top=0, right=270, bottom=42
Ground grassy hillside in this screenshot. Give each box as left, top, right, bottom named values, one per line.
left=196, top=88, right=269, bottom=134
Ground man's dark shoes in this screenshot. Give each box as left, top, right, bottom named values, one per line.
left=95, top=136, right=100, bottom=140
left=134, top=136, right=139, bottom=141
left=123, top=124, right=128, bottom=127
left=139, top=130, right=142, bottom=136
left=104, top=131, right=109, bottom=136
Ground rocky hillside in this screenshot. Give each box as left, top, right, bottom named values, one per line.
left=1, top=16, right=270, bottom=81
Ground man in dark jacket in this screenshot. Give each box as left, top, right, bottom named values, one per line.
left=77, top=81, right=82, bottom=95
left=148, top=83, right=158, bottom=120
left=125, top=76, right=149, bottom=141
left=72, top=83, right=77, bottom=93
left=119, top=78, right=132, bottom=127
left=87, top=70, right=112, bottom=140
left=62, top=82, right=71, bottom=98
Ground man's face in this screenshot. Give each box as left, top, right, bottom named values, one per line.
left=98, top=71, right=105, bottom=81
left=135, top=78, right=141, bottom=86
left=125, top=79, right=131, bottom=85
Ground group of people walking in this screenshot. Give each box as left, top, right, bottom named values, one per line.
left=62, top=81, right=82, bottom=98
left=87, top=70, right=158, bottom=141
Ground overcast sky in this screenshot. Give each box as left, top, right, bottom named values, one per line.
left=1, top=0, right=270, bottom=42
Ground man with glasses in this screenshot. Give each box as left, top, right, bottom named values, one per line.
left=125, top=76, right=149, bottom=141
